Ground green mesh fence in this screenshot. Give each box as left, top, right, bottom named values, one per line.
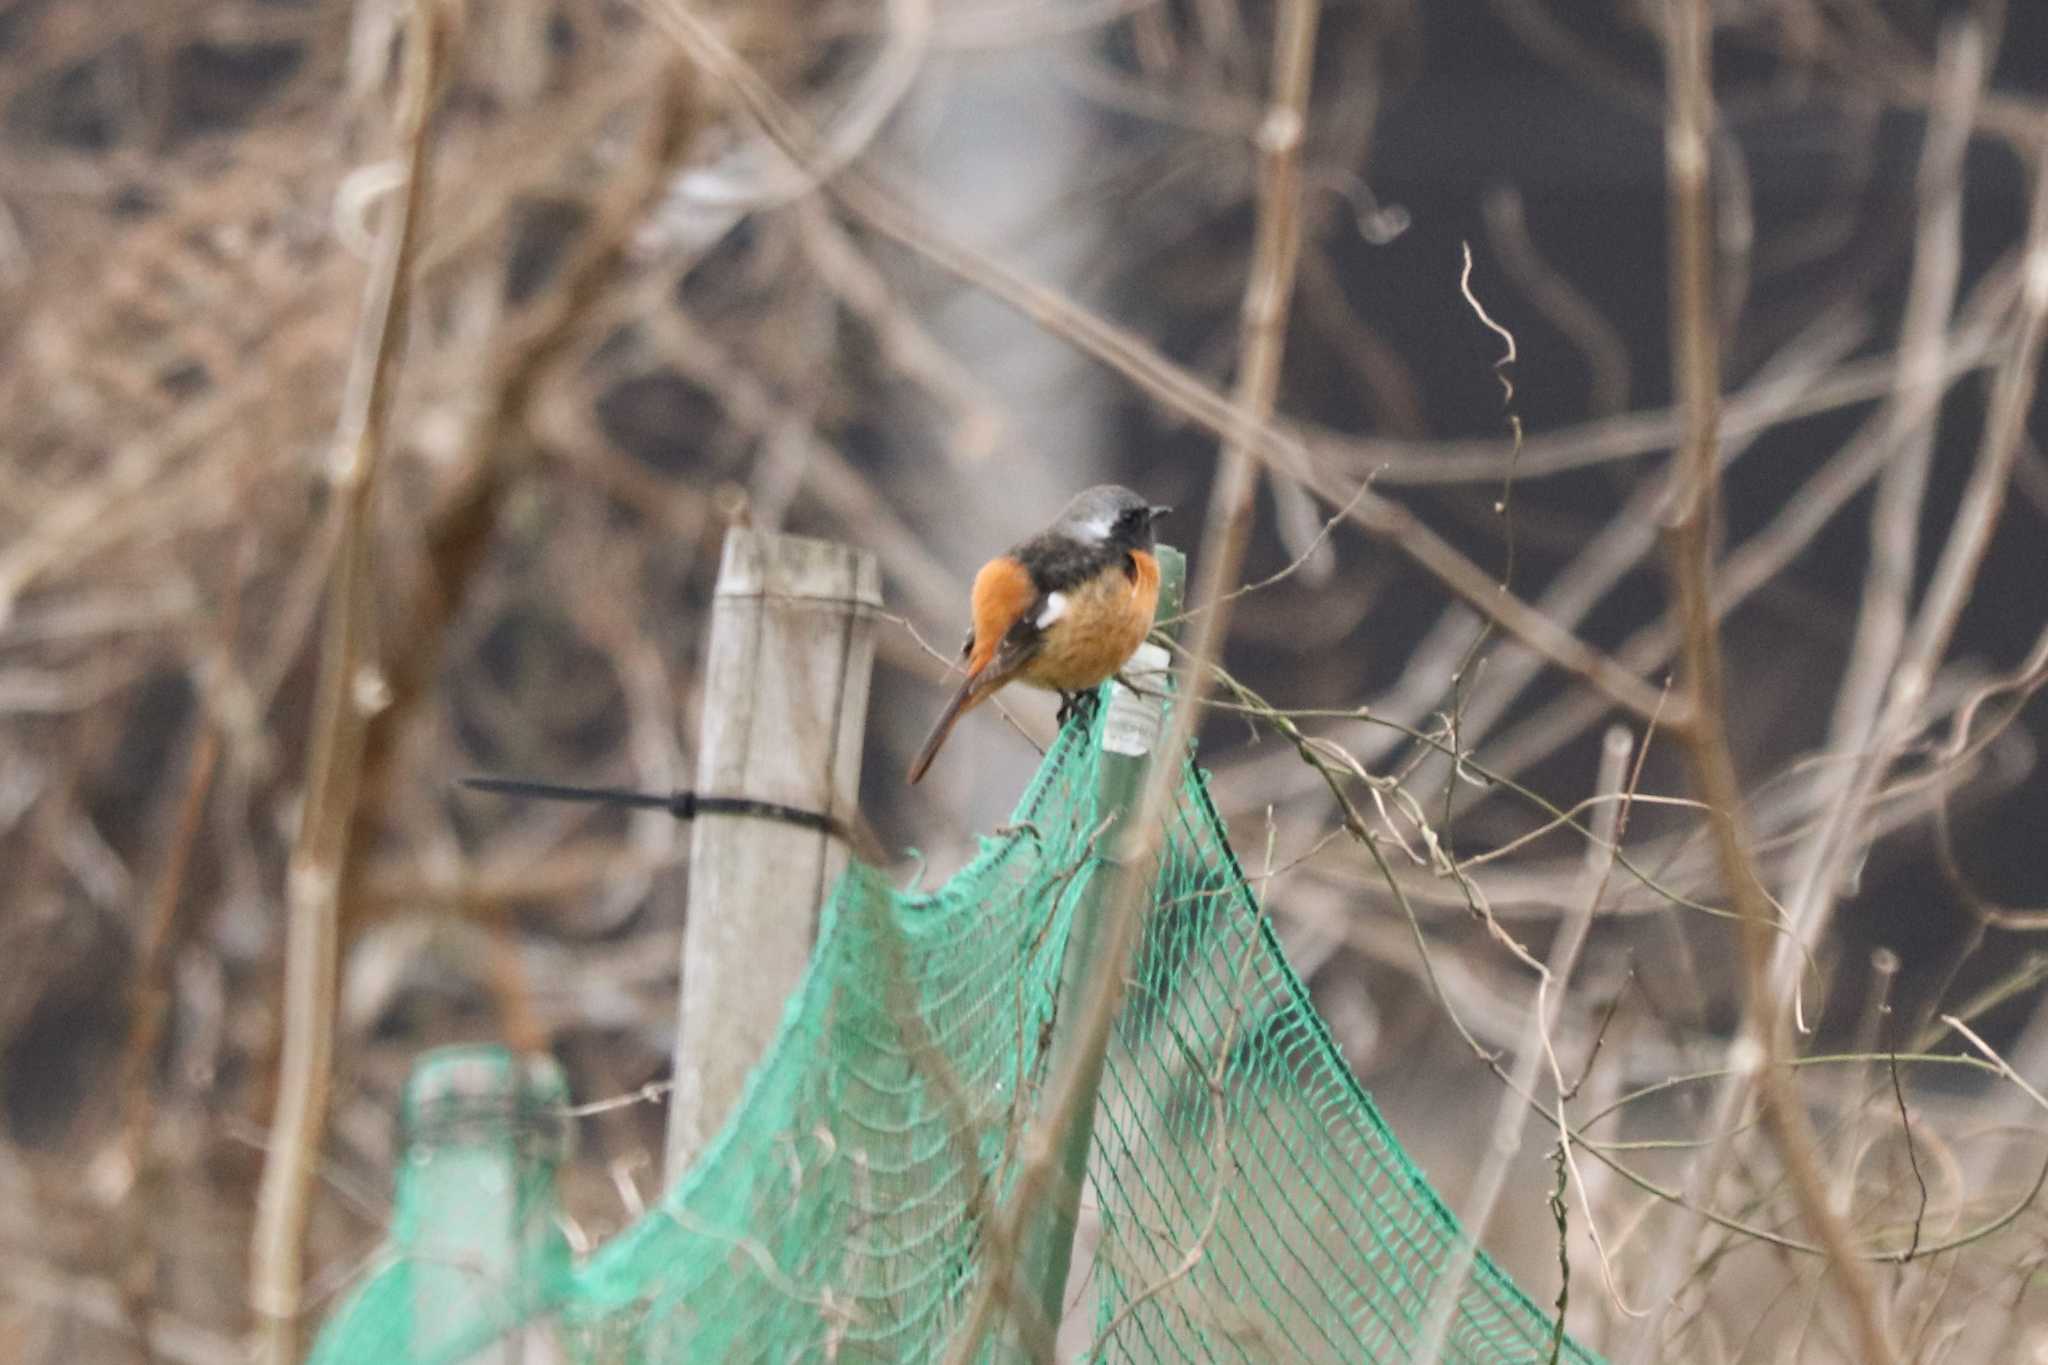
left=313, top=698, right=1600, bottom=1364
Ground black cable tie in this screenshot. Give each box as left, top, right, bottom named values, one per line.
left=459, top=776, right=843, bottom=839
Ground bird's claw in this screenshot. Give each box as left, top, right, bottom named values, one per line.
left=1055, top=689, right=1102, bottom=729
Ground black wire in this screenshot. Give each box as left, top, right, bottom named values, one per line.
left=458, top=775, right=843, bottom=838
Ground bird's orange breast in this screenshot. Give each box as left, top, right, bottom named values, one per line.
left=1019, top=550, right=1160, bottom=692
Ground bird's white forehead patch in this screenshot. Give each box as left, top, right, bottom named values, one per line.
left=1072, top=513, right=1115, bottom=543
left=1035, top=592, right=1069, bottom=628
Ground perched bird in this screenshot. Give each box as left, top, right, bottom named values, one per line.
left=908, top=485, right=1170, bottom=784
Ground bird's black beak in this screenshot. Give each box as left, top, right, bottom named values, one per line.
left=1148, top=504, right=1172, bottom=523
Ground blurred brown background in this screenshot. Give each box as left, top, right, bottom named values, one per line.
left=2, top=0, right=2046, bottom=1360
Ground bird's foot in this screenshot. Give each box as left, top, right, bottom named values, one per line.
left=1056, top=689, right=1103, bottom=729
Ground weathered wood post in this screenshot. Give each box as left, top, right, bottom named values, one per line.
left=665, top=528, right=881, bottom=1175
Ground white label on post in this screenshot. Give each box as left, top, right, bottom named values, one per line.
left=1102, top=642, right=1170, bottom=757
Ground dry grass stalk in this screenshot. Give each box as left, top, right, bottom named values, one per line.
left=248, top=6, right=452, bottom=1358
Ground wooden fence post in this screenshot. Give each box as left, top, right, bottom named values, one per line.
left=664, top=528, right=880, bottom=1176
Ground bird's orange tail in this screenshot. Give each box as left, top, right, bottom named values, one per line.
left=907, top=675, right=987, bottom=784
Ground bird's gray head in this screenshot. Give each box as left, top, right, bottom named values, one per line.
left=1055, top=485, right=1171, bottom=551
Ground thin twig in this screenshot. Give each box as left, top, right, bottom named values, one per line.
left=1414, top=723, right=1629, bottom=1357
left=1186, top=0, right=1322, bottom=726
left=249, top=7, right=450, bottom=1360
left=1303, top=328, right=2003, bottom=486
left=110, top=562, right=239, bottom=1358
left=1887, top=1050, right=1928, bottom=1264
left=1630, top=5, right=1898, bottom=1362
left=1943, top=1015, right=2048, bottom=1117
left=1791, top=19, right=1985, bottom=1034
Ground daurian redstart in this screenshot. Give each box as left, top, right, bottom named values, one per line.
left=908, top=485, right=1170, bottom=784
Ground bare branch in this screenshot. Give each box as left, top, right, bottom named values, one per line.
left=249, top=7, right=453, bottom=1359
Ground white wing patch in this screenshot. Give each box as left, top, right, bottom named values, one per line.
left=1035, top=591, right=1069, bottom=629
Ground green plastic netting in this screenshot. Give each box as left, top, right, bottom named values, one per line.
left=312, top=694, right=1600, bottom=1364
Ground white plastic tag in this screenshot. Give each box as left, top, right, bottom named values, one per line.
left=1101, top=642, right=1171, bottom=757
